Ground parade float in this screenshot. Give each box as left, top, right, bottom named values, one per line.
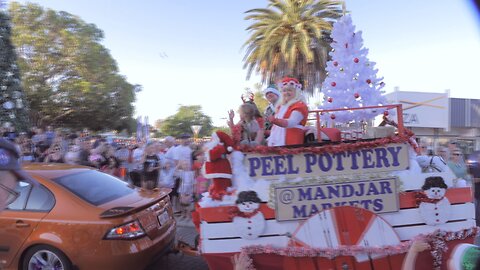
left=188, top=15, right=477, bottom=270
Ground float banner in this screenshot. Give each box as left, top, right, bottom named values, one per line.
left=245, top=143, right=409, bottom=181
left=274, top=177, right=399, bottom=221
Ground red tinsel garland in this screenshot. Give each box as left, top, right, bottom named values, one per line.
left=238, top=226, right=478, bottom=270
left=237, top=129, right=415, bottom=155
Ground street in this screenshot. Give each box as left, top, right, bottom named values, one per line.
left=146, top=216, right=209, bottom=270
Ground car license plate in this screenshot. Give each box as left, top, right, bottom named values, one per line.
left=157, top=211, right=169, bottom=226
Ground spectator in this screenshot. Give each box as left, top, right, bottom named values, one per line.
left=16, top=132, right=34, bottom=162
left=448, top=149, right=472, bottom=187
left=45, top=125, right=56, bottom=146
left=436, top=146, right=449, bottom=162
left=3, top=126, right=17, bottom=142
left=44, top=143, right=64, bottom=163
left=142, top=141, right=161, bottom=189
left=0, top=138, right=38, bottom=212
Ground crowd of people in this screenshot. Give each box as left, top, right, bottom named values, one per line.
left=0, top=76, right=312, bottom=219
left=419, top=139, right=473, bottom=186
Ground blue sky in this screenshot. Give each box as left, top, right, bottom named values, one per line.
left=13, top=0, right=480, bottom=127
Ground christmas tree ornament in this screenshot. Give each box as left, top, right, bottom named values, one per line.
left=380, top=82, right=385, bottom=87
left=353, top=77, right=358, bottom=80
left=331, top=82, right=336, bottom=87
left=345, top=43, right=348, bottom=48
left=366, top=79, right=372, bottom=84
left=3, top=101, right=13, bottom=110
left=327, top=97, right=333, bottom=103
left=333, top=61, right=338, bottom=67
left=354, top=58, right=359, bottom=63
left=330, top=114, right=336, bottom=120
left=340, top=68, right=344, bottom=71
left=383, top=111, right=389, bottom=116
left=354, top=93, right=360, bottom=99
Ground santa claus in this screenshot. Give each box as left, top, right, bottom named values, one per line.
left=203, top=131, right=235, bottom=200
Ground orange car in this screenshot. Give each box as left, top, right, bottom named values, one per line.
left=0, top=164, right=176, bottom=270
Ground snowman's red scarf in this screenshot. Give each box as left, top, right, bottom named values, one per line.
left=228, top=207, right=260, bottom=219
left=415, top=192, right=444, bottom=206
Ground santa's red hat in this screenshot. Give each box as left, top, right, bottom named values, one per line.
left=281, top=77, right=302, bottom=91
left=212, top=131, right=234, bottom=153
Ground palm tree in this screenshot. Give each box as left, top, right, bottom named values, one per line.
left=243, top=0, right=343, bottom=95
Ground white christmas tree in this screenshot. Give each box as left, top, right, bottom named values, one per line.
left=320, top=14, right=387, bottom=124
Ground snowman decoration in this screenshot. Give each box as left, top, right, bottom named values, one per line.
left=418, top=176, right=451, bottom=226
left=231, top=191, right=265, bottom=240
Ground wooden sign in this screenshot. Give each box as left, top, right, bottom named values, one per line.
left=245, top=143, right=410, bottom=181
left=274, top=177, right=399, bottom=221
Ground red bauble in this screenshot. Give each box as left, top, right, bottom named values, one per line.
left=384, top=111, right=389, bottom=116
left=327, top=97, right=333, bottom=103
left=330, top=114, right=336, bottom=120
left=354, top=93, right=360, bottom=99
left=366, top=79, right=372, bottom=84
left=333, top=61, right=338, bottom=67
left=331, top=82, right=336, bottom=87
left=354, top=58, right=359, bottom=63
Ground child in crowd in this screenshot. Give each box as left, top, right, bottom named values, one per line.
left=177, top=160, right=195, bottom=219
left=193, top=150, right=208, bottom=200
left=142, top=141, right=161, bottom=190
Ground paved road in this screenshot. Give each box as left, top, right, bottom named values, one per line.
left=146, top=216, right=209, bottom=270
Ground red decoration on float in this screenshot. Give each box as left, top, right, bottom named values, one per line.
left=327, top=97, right=333, bottom=103
left=333, top=61, right=338, bottom=67
left=238, top=227, right=479, bottom=270
left=330, top=114, right=336, bottom=120
left=366, top=79, right=372, bottom=84
left=354, top=93, right=360, bottom=99
left=330, top=82, right=336, bottom=87
left=354, top=58, right=359, bottom=63
left=235, top=128, right=416, bottom=155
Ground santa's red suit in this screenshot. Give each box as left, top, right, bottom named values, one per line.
left=203, top=131, right=234, bottom=200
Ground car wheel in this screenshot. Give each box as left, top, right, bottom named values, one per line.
left=22, top=245, right=72, bottom=270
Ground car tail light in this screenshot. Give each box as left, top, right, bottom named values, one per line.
left=104, top=220, right=146, bottom=240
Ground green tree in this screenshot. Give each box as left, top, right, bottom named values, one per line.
left=160, top=105, right=213, bottom=138
left=243, top=0, right=342, bottom=94
left=9, top=2, right=138, bottom=132
left=0, top=8, right=30, bottom=131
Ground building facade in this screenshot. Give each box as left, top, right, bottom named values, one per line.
left=385, top=89, right=480, bottom=155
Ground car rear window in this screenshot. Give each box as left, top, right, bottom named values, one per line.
left=53, top=170, right=135, bottom=206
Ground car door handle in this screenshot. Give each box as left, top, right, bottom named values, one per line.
left=15, top=220, right=30, bottom=228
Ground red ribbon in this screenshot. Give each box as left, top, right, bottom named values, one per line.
left=415, top=192, right=443, bottom=206
left=229, top=207, right=260, bottom=219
